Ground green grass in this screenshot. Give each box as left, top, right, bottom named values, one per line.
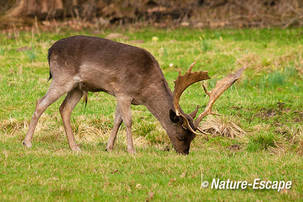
left=1, top=27, right=303, bottom=201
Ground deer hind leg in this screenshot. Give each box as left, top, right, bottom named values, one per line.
left=23, top=81, right=71, bottom=148
left=116, top=96, right=135, bottom=154
left=59, top=88, right=83, bottom=151
left=106, top=106, right=123, bottom=152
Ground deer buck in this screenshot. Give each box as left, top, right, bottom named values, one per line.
left=23, top=35, right=245, bottom=154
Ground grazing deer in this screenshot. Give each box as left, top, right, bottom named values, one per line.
left=23, top=35, right=245, bottom=154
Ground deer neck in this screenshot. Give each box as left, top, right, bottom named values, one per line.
left=144, top=81, right=175, bottom=132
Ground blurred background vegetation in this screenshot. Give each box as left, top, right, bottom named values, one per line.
left=1, top=1, right=303, bottom=200
left=1, top=0, right=303, bottom=29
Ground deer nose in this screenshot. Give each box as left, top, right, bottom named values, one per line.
left=184, top=148, right=190, bottom=155
left=180, top=148, right=189, bottom=155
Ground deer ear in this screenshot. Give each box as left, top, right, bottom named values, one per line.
left=169, top=109, right=180, bottom=123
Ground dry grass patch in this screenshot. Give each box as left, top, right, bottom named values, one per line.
left=237, top=53, right=261, bottom=70
left=237, top=47, right=303, bottom=74
left=0, top=118, right=27, bottom=135
left=199, top=116, right=246, bottom=138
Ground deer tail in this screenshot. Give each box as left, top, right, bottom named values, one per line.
left=83, top=91, right=88, bottom=108
left=48, top=71, right=52, bottom=81
left=47, top=47, right=53, bottom=81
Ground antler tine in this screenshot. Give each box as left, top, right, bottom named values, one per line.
left=189, top=105, right=200, bottom=119
left=194, top=66, right=246, bottom=128
left=173, top=62, right=210, bottom=116
left=202, top=82, right=210, bottom=96
left=187, top=61, right=196, bottom=73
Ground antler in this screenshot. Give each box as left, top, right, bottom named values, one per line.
left=193, top=67, right=246, bottom=128
left=172, top=62, right=246, bottom=135
left=189, top=105, right=200, bottom=119
left=173, top=62, right=210, bottom=133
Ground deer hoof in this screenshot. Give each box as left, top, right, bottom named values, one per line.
left=127, top=148, right=136, bottom=154
left=105, top=146, right=113, bottom=152
left=71, top=146, right=81, bottom=152
left=22, top=140, right=32, bottom=148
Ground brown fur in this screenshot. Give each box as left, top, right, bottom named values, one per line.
left=23, top=35, right=196, bottom=154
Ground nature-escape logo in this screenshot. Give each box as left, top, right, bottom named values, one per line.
left=200, top=173, right=292, bottom=192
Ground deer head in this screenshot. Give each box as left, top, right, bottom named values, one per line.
left=169, top=62, right=246, bottom=154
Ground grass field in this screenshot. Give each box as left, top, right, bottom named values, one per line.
left=1, top=27, right=303, bottom=201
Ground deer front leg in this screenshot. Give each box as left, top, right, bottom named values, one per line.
left=116, top=96, right=135, bottom=154
left=59, top=88, right=83, bottom=151
left=106, top=106, right=122, bottom=152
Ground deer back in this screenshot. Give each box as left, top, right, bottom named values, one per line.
left=48, top=35, right=168, bottom=104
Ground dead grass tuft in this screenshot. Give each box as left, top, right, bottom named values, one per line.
left=72, top=115, right=110, bottom=143
left=296, top=140, right=303, bottom=156
left=199, top=116, right=246, bottom=138
left=0, top=118, right=27, bottom=135
left=238, top=48, right=303, bottom=74
left=237, top=53, right=261, bottom=70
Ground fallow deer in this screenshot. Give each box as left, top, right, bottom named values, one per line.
left=23, top=35, right=245, bottom=154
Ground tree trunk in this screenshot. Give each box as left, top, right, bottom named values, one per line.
left=5, top=0, right=66, bottom=19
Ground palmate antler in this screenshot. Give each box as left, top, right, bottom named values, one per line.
left=173, top=62, right=246, bottom=134
left=173, top=62, right=210, bottom=134
left=194, top=67, right=246, bottom=128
